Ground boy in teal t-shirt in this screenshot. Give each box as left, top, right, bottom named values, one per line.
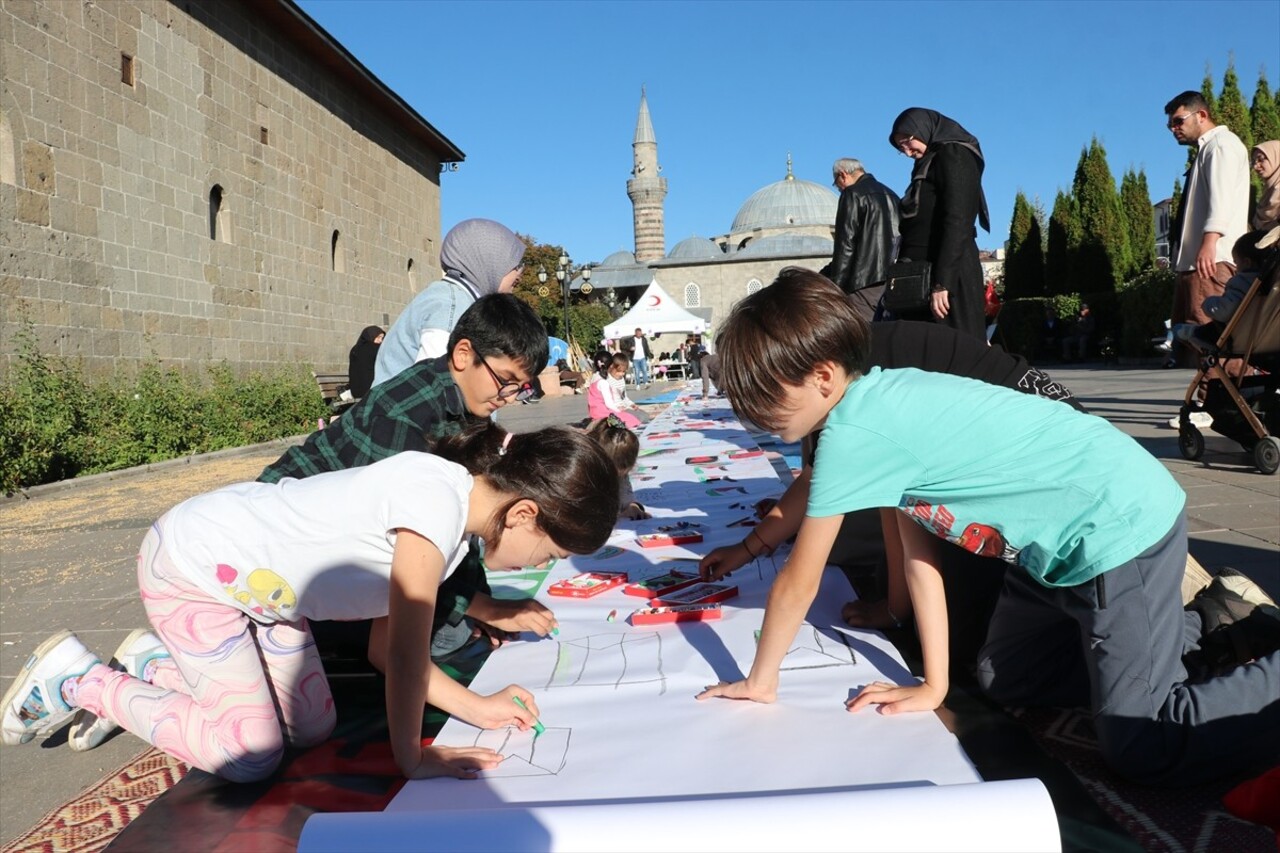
left=697, top=268, right=1279, bottom=786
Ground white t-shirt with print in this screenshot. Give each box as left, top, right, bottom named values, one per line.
left=157, top=452, right=473, bottom=623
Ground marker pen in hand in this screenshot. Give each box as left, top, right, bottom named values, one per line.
left=512, top=695, right=545, bottom=738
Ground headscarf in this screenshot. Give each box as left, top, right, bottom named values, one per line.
left=347, top=325, right=384, bottom=398
left=1252, top=140, right=1280, bottom=231
left=889, top=108, right=991, bottom=232
left=439, top=219, right=526, bottom=296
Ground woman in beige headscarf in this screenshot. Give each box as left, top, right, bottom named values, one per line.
left=1251, top=140, right=1280, bottom=231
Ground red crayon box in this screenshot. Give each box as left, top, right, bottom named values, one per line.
left=650, top=582, right=739, bottom=607
left=631, top=603, right=722, bottom=625
left=623, top=570, right=701, bottom=598
left=727, top=449, right=765, bottom=460
left=547, top=571, right=628, bottom=598
left=636, top=531, right=704, bottom=548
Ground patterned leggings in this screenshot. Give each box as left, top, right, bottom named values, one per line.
left=75, top=525, right=336, bottom=782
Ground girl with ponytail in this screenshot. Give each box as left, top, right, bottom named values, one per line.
left=2, top=424, right=619, bottom=784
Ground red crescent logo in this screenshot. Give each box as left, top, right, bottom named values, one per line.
left=648, top=295, right=661, bottom=306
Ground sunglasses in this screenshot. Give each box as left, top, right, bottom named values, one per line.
left=1167, top=112, right=1197, bottom=129
left=478, top=354, right=535, bottom=402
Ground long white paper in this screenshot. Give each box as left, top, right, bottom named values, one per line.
left=308, top=390, right=1059, bottom=850
left=301, top=779, right=1060, bottom=852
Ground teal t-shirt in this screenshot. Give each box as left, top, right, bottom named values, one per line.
left=808, top=368, right=1185, bottom=587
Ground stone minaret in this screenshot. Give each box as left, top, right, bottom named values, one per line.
left=627, top=86, right=667, bottom=262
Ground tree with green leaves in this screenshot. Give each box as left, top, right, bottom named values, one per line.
left=1200, top=68, right=1219, bottom=119
left=1250, top=70, right=1280, bottom=146
left=1120, top=168, right=1156, bottom=277
left=1217, top=59, right=1254, bottom=151
left=513, top=235, right=571, bottom=338
left=1071, top=138, right=1131, bottom=292
left=1004, top=191, right=1045, bottom=299
left=1046, top=189, right=1081, bottom=296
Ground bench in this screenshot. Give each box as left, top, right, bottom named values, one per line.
left=312, top=371, right=358, bottom=414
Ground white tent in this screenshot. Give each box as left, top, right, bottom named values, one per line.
left=603, top=281, right=707, bottom=340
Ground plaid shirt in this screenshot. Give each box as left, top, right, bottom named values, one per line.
left=258, top=355, right=483, bottom=626
left=259, top=355, right=475, bottom=483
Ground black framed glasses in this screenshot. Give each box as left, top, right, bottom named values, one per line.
left=1167, top=113, right=1197, bottom=129
left=478, top=354, right=535, bottom=401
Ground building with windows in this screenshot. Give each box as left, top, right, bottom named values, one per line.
left=1, top=0, right=461, bottom=376
left=580, top=91, right=838, bottom=340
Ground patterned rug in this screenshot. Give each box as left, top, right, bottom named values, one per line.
left=1, top=749, right=187, bottom=853
left=1018, top=706, right=1275, bottom=852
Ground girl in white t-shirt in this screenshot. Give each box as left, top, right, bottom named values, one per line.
left=587, top=353, right=646, bottom=429
left=1, top=424, right=620, bottom=782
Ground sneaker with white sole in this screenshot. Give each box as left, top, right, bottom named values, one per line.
left=1, top=631, right=101, bottom=746
left=1168, top=410, right=1214, bottom=429
left=67, top=629, right=170, bottom=752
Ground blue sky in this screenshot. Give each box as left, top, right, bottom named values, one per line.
left=297, top=0, right=1279, bottom=264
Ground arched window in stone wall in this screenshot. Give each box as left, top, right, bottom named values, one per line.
left=747, top=278, right=763, bottom=295
left=208, top=184, right=231, bottom=243
left=0, top=110, right=14, bottom=186
left=331, top=229, right=345, bottom=273
left=407, top=257, right=415, bottom=288
left=684, top=282, right=701, bottom=308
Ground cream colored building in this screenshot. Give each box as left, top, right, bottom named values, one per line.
left=1, top=0, right=462, bottom=377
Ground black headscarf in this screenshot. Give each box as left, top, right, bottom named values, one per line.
left=889, top=108, right=990, bottom=233
left=347, top=325, right=384, bottom=398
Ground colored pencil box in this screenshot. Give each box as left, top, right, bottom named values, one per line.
left=650, top=582, right=738, bottom=606
left=636, top=532, right=704, bottom=548
left=631, top=603, right=722, bottom=625
left=547, top=571, right=628, bottom=598
left=623, top=570, right=700, bottom=598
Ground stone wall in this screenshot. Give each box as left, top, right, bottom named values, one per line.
left=0, top=0, right=449, bottom=378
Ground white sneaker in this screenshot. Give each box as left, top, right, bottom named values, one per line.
left=1168, top=411, right=1214, bottom=429
left=1, top=631, right=101, bottom=746
left=68, top=629, right=169, bottom=752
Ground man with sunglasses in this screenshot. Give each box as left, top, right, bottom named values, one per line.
left=1164, top=91, right=1250, bottom=370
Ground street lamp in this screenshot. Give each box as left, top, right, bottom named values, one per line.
left=537, top=254, right=590, bottom=342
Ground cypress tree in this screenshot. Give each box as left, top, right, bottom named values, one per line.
left=1120, top=168, right=1156, bottom=277
left=1004, top=191, right=1045, bottom=299
left=1071, top=139, right=1131, bottom=292
left=1046, top=190, right=1080, bottom=296
left=1251, top=70, right=1280, bottom=146
left=1217, top=60, right=1254, bottom=150
left=1168, top=179, right=1184, bottom=261
left=1200, top=69, right=1219, bottom=118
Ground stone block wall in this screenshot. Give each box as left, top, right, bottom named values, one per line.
left=1, top=0, right=449, bottom=378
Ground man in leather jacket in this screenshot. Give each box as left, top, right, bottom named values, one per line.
left=823, top=158, right=902, bottom=321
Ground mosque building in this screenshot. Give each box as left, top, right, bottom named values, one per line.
left=581, top=90, right=838, bottom=339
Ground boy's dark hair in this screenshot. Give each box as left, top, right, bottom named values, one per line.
left=607, top=352, right=631, bottom=375
left=585, top=416, right=640, bottom=472
left=448, top=294, right=549, bottom=376
left=715, top=267, right=870, bottom=432
left=1165, top=90, right=1211, bottom=119
left=433, top=422, right=619, bottom=554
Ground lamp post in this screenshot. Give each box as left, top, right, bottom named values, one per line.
left=537, top=254, right=590, bottom=343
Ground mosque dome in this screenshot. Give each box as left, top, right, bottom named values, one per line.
left=730, top=159, right=837, bottom=233
left=600, top=249, right=639, bottom=267
left=667, top=235, right=723, bottom=260
left=736, top=233, right=834, bottom=258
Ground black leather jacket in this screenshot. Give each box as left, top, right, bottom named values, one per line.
left=827, top=173, right=901, bottom=294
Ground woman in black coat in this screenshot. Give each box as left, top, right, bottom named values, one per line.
left=347, top=325, right=384, bottom=398
left=888, top=108, right=991, bottom=341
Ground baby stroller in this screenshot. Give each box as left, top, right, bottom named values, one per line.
left=1176, top=242, right=1280, bottom=474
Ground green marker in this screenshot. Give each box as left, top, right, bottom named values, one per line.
left=512, top=695, right=545, bottom=737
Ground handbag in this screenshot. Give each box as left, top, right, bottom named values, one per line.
left=882, top=261, right=932, bottom=312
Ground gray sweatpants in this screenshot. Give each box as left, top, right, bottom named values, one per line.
left=976, top=513, right=1280, bottom=786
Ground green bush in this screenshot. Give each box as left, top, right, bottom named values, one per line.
left=0, top=324, right=327, bottom=494
left=1115, top=268, right=1176, bottom=356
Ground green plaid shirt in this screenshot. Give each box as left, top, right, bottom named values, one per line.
left=258, top=355, right=483, bottom=627
left=259, top=355, right=475, bottom=483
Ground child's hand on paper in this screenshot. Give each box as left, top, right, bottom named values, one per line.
left=695, top=677, right=777, bottom=704
left=845, top=680, right=945, bottom=715
left=699, top=541, right=751, bottom=581
left=622, top=501, right=651, bottom=520
left=471, top=598, right=558, bottom=638
left=468, top=685, right=542, bottom=731
left=403, top=744, right=503, bottom=779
